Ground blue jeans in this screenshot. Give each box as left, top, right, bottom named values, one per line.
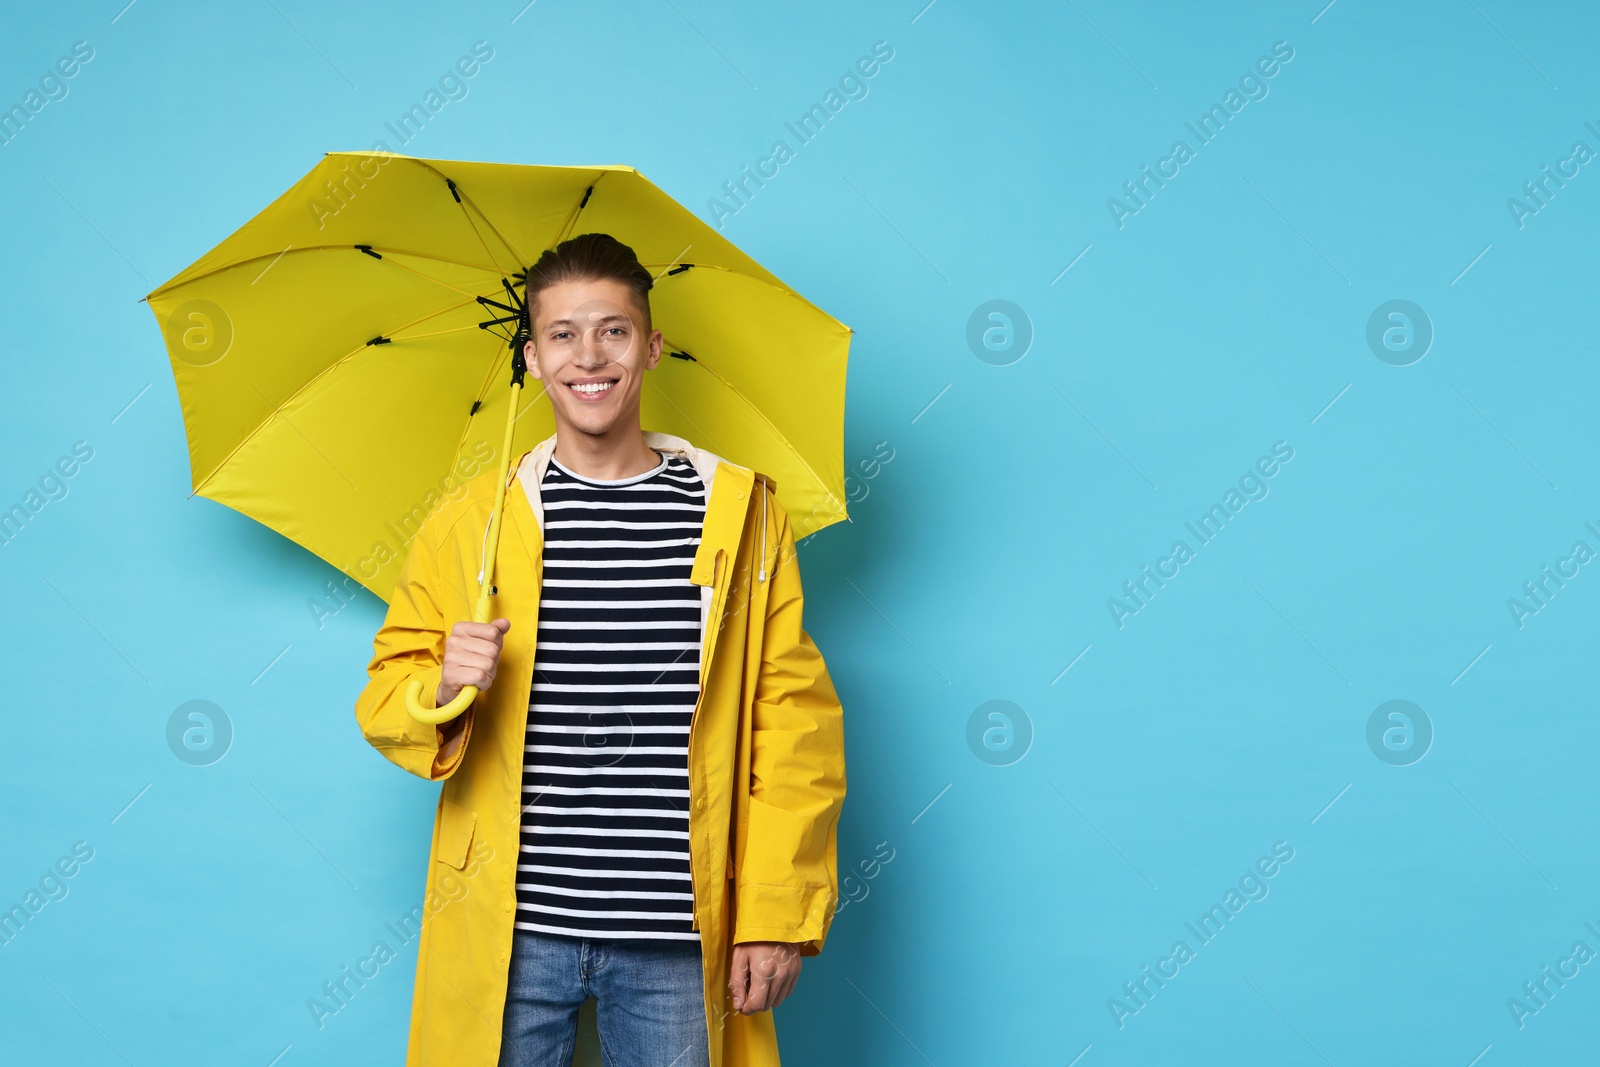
left=497, top=929, right=710, bottom=1067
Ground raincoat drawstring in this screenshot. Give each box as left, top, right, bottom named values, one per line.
left=758, top=477, right=767, bottom=583
left=477, top=516, right=492, bottom=586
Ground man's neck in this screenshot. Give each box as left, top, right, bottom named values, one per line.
left=550, top=426, right=660, bottom=482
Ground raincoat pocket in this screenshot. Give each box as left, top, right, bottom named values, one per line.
left=438, top=800, right=477, bottom=869
left=429, top=800, right=477, bottom=957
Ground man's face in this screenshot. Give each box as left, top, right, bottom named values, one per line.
left=525, top=277, right=662, bottom=438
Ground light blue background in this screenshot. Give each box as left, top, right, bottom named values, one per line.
left=3, top=1, right=1598, bottom=1064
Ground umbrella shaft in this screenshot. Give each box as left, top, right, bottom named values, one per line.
left=472, top=377, right=523, bottom=622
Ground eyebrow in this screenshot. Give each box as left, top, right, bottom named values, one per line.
left=542, top=314, right=632, bottom=329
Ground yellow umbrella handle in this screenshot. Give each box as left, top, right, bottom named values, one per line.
left=403, top=351, right=526, bottom=726
left=401, top=590, right=495, bottom=725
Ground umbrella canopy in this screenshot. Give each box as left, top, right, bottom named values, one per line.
left=146, top=152, right=851, bottom=600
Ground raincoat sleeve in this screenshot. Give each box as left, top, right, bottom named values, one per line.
left=352, top=519, right=473, bottom=781
left=732, top=493, right=846, bottom=956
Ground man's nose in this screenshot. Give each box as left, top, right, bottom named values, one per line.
left=580, top=328, right=628, bottom=361
left=575, top=329, right=606, bottom=361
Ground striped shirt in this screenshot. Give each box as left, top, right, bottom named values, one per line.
left=514, top=449, right=706, bottom=941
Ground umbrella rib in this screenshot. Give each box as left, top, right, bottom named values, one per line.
left=640, top=260, right=820, bottom=312
left=452, top=340, right=521, bottom=485
left=448, top=182, right=516, bottom=280
left=553, top=171, right=612, bottom=246
left=393, top=323, right=498, bottom=342
left=403, top=157, right=529, bottom=270
left=439, top=333, right=517, bottom=530
left=659, top=335, right=835, bottom=502
left=371, top=252, right=489, bottom=300
left=190, top=293, right=489, bottom=496
left=149, top=244, right=507, bottom=298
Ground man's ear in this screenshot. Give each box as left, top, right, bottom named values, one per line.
left=645, top=327, right=664, bottom=369
left=523, top=337, right=541, bottom=378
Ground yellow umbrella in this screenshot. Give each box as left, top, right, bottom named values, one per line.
left=146, top=151, right=851, bottom=722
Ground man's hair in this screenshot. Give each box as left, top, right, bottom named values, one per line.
left=523, top=232, right=654, bottom=332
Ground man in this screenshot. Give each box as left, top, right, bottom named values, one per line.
left=354, top=233, right=846, bottom=1067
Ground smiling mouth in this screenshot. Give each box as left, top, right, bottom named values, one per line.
left=567, top=380, right=616, bottom=399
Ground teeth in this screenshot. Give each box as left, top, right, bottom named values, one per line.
left=571, top=381, right=613, bottom=394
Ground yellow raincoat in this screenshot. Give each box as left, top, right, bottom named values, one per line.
left=353, top=429, right=846, bottom=1066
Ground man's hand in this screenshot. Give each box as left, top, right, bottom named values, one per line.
left=728, top=941, right=802, bottom=1014
left=437, top=618, right=511, bottom=706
